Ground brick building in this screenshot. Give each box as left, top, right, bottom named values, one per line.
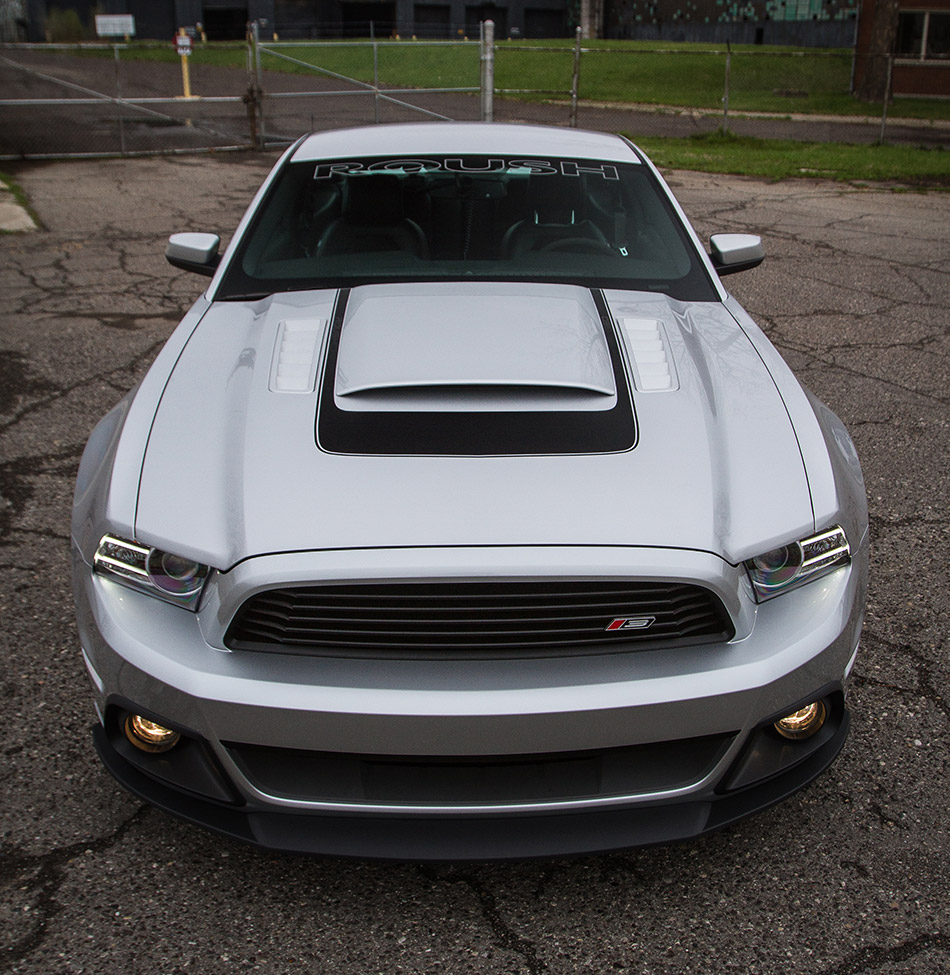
left=853, top=0, right=949, bottom=98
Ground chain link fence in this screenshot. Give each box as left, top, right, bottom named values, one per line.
left=0, top=42, right=254, bottom=157
left=1, top=32, right=947, bottom=160
left=496, top=41, right=948, bottom=146
left=253, top=31, right=483, bottom=145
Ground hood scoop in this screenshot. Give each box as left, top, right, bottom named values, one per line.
left=335, top=284, right=616, bottom=413
left=317, top=283, right=636, bottom=455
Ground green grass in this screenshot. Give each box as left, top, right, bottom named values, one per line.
left=630, top=130, right=950, bottom=186
left=80, top=40, right=482, bottom=87
left=500, top=40, right=946, bottom=119
left=270, top=42, right=482, bottom=88
left=76, top=39, right=950, bottom=121
left=573, top=45, right=855, bottom=114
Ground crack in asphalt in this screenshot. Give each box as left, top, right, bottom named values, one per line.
left=532, top=864, right=572, bottom=901
left=418, top=866, right=548, bottom=975
left=4, top=240, right=197, bottom=317
left=0, top=351, right=56, bottom=417
left=0, top=339, right=163, bottom=437
left=839, top=859, right=872, bottom=879
left=867, top=801, right=909, bottom=831
left=871, top=513, right=949, bottom=531
left=855, top=631, right=949, bottom=725
left=12, top=526, right=71, bottom=544
left=0, top=805, right=151, bottom=967
left=819, top=931, right=950, bottom=975
left=0, top=444, right=85, bottom=543
left=597, top=854, right=650, bottom=888
left=769, top=336, right=950, bottom=407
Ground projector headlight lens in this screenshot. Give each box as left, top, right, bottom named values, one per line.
left=745, top=526, right=850, bottom=601
left=94, top=534, right=209, bottom=609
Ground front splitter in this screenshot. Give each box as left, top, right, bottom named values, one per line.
left=93, top=713, right=849, bottom=861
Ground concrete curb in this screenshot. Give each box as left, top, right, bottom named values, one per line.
left=0, top=181, right=38, bottom=232
left=577, top=100, right=950, bottom=131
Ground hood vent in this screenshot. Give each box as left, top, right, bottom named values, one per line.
left=620, top=317, right=676, bottom=392
left=270, top=318, right=324, bottom=393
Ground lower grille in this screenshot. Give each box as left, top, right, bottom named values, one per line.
left=225, top=733, right=736, bottom=806
left=225, top=580, right=734, bottom=657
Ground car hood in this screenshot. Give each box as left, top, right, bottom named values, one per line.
left=135, top=284, right=814, bottom=569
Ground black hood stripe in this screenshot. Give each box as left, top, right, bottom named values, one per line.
left=315, top=287, right=637, bottom=457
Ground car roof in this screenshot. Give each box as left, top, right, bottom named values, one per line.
left=290, top=123, right=642, bottom=164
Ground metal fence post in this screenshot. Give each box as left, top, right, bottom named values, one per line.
left=245, top=30, right=259, bottom=147
left=879, top=53, right=892, bottom=146
left=113, top=44, right=126, bottom=156
left=480, top=20, right=494, bottom=123
left=722, top=41, right=731, bottom=134
left=371, top=21, right=380, bottom=124
left=253, top=21, right=265, bottom=148
left=570, top=26, right=582, bottom=129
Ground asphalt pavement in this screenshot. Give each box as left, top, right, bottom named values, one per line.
left=1, top=152, right=948, bottom=974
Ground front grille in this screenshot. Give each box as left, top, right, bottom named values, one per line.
left=225, top=580, right=734, bottom=657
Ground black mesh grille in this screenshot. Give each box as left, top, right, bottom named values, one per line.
left=225, top=580, right=734, bottom=656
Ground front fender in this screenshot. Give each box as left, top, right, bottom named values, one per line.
left=72, top=394, right=133, bottom=564
left=804, top=390, right=869, bottom=552
left=71, top=296, right=212, bottom=564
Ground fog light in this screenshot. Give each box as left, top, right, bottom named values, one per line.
left=125, top=713, right=181, bottom=753
left=774, top=700, right=827, bottom=740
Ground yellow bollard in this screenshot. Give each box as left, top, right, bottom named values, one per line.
left=176, top=27, right=194, bottom=99
left=180, top=56, right=191, bottom=98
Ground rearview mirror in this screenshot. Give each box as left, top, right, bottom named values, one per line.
left=709, top=233, right=764, bottom=276
left=166, top=232, right=221, bottom=277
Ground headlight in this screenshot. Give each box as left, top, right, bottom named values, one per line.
left=93, top=534, right=210, bottom=610
left=745, top=526, right=850, bottom=601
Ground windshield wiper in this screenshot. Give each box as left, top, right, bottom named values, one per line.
left=216, top=292, right=273, bottom=302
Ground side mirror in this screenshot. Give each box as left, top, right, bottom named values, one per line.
left=166, top=232, right=221, bottom=277
left=709, top=233, right=764, bottom=276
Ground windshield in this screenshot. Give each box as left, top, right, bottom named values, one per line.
left=218, top=155, right=716, bottom=301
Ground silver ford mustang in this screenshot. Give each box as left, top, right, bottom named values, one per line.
left=72, top=123, right=868, bottom=860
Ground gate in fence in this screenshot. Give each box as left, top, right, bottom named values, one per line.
left=0, top=41, right=255, bottom=158
left=0, top=29, right=943, bottom=161
left=0, top=24, right=518, bottom=160
left=0, top=24, right=585, bottom=160
left=252, top=25, right=479, bottom=145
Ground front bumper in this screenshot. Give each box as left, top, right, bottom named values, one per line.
left=74, top=542, right=866, bottom=859
left=94, top=705, right=849, bottom=860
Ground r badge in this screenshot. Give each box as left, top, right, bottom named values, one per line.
left=606, top=617, right=656, bottom=631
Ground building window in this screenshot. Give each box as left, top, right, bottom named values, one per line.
left=897, top=11, right=950, bottom=60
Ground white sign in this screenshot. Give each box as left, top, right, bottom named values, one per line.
left=95, top=14, right=135, bottom=38
left=176, top=34, right=193, bottom=56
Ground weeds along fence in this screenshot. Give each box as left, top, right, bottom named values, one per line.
left=0, top=29, right=944, bottom=161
